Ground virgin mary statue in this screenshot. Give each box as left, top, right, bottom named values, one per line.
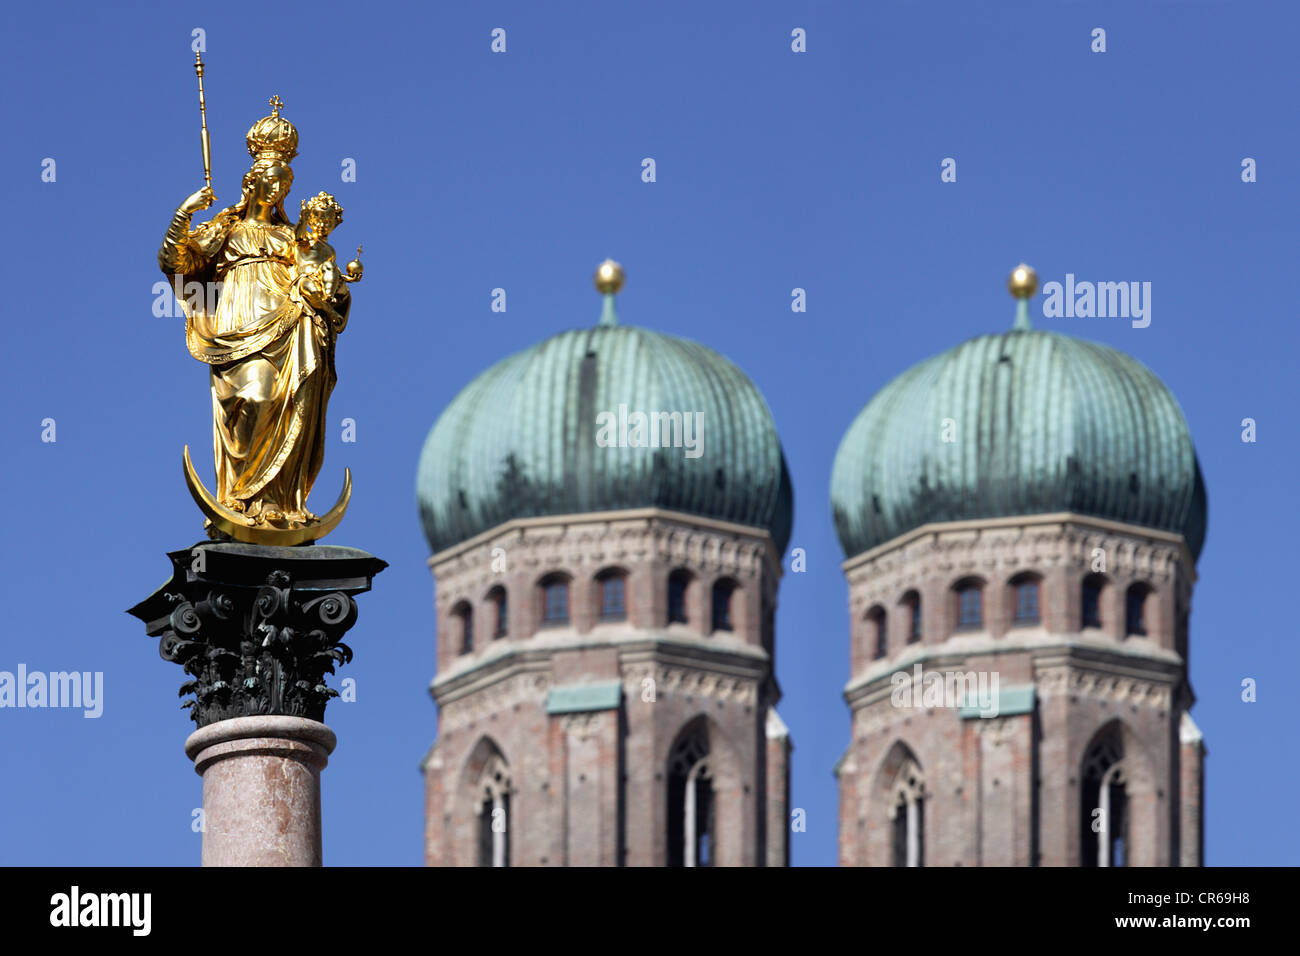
left=158, top=97, right=354, bottom=539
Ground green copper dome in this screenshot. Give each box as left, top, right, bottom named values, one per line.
left=831, top=327, right=1207, bottom=561
left=418, top=316, right=793, bottom=555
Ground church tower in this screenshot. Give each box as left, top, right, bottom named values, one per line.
left=830, top=265, right=1207, bottom=867
left=416, top=262, right=794, bottom=866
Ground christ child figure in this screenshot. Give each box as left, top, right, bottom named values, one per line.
left=293, top=191, right=359, bottom=334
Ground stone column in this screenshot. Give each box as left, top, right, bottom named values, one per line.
left=129, top=541, right=385, bottom=867
left=186, top=716, right=336, bottom=866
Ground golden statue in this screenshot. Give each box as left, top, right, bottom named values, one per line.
left=159, top=75, right=361, bottom=546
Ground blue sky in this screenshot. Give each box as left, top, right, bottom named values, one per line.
left=1, top=0, right=1296, bottom=866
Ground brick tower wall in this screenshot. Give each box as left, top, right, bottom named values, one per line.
left=422, top=508, right=789, bottom=867
left=836, top=512, right=1201, bottom=867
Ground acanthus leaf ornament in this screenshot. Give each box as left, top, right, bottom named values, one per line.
left=128, top=543, right=386, bottom=727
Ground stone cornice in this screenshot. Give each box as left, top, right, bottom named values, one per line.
left=847, top=662, right=1178, bottom=740
left=431, top=649, right=553, bottom=706
left=843, top=637, right=1185, bottom=710
left=429, top=507, right=783, bottom=584
left=432, top=632, right=771, bottom=705
left=1034, top=662, right=1175, bottom=710
left=617, top=639, right=772, bottom=683
left=841, top=511, right=1196, bottom=584
left=433, top=640, right=769, bottom=730
left=620, top=660, right=761, bottom=707
left=436, top=669, right=553, bottom=731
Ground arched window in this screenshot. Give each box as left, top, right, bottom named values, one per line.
left=486, top=586, right=508, bottom=639
left=596, top=569, right=627, bottom=621
left=475, top=752, right=511, bottom=868
left=453, top=602, right=473, bottom=655
left=902, top=591, right=922, bottom=644
left=1010, top=573, right=1041, bottom=626
left=867, top=606, right=888, bottom=660
left=1125, top=583, right=1151, bottom=637
left=890, top=756, right=925, bottom=867
left=954, top=579, right=983, bottom=632
left=539, top=574, right=569, bottom=626
left=667, top=720, right=713, bottom=867
left=1081, top=727, right=1127, bottom=867
left=711, top=579, right=737, bottom=632
left=668, top=570, right=691, bottom=625
left=1081, top=573, right=1106, bottom=629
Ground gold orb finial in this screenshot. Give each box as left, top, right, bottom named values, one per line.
left=594, top=259, right=625, bottom=295
left=1008, top=263, right=1038, bottom=299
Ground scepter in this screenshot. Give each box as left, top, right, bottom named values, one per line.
left=194, top=51, right=212, bottom=189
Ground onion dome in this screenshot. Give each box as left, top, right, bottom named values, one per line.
left=831, top=264, right=1207, bottom=561
left=418, top=261, right=793, bottom=555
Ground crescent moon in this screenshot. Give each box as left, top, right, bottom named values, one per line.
left=182, top=445, right=351, bottom=546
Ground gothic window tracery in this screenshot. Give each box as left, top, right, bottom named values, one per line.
left=667, top=722, right=714, bottom=866
left=475, top=753, right=512, bottom=868
left=889, top=756, right=925, bottom=867
left=1081, top=729, right=1127, bottom=867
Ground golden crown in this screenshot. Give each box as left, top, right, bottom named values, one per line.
left=246, top=95, right=299, bottom=165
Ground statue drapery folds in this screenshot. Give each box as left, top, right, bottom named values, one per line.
left=159, top=96, right=361, bottom=544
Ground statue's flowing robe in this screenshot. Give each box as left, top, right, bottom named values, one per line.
left=160, top=213, right=348, bottom=519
